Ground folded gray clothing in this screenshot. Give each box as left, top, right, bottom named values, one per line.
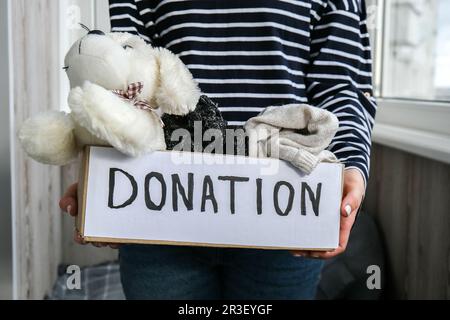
left=244, top=104, right=339, bottom=174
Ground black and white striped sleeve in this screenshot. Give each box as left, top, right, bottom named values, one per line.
left=307, top=0, right=377, bottom=185
left=109, top=0, right=154, bottom=43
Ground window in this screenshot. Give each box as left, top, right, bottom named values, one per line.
left=381, top=0, right=450, bottom=102
left=368, top=0, right=450, bottom=163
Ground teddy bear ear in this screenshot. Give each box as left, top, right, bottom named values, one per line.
left=154, top=48, right=200, bottom=115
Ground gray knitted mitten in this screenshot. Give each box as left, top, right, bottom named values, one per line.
left=244, top=104, right=339, bottom=174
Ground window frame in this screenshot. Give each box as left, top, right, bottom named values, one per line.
left=371, top=0, right=450, bottom=164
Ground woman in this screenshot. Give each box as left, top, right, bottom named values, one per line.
left=60, top=0, right=374, bottom=299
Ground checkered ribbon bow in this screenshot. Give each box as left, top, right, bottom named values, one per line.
left=112, top=82, right=164, bottom=127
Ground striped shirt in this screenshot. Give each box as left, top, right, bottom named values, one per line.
left=109, top=0, right=377, bottom=183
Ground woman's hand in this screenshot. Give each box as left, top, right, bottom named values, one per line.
left=59, top=182, right=120, bottom=249
left=291, top=168, right=365, bottom=259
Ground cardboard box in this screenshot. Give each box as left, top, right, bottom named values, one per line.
left=77, top=146, right=343, bottom=250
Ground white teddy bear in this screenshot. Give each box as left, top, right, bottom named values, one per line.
left=19, top=30, right=201, bottom=165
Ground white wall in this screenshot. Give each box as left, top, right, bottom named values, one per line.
left=382, top=0, right=438, bottom=99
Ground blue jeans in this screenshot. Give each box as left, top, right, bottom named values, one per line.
left=119, top=244, right=324, bottom=300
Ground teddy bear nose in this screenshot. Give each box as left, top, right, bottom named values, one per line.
left=88, top=30, right=105, bottom=36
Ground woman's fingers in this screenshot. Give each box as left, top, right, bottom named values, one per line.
left=73, top=229, right=87, bottom=245
left=291, top=249, right=335, bottom=259
left=291, top=250, right=310, bottom=257
left=341, top=169, right=365, bottom=218
left=290, top=198, right=358, bottom=259
left=292, top=170, right=365, bottom=260
left=315, top=212, right=357, bottom=259
left=59, top=183, right=79, bottom=216
left=299, top=201, right=358, bottom=259
left=341, top=190, right=361, bottom=217
left=63, top=183, right=119, bottom=249
left=291, top=248, right=336, bottom=259
left=73, top=229, right=120, bottom=249
left=59, top=197, right=77, bottom=216
left=91, top=242, right=120, bottom=249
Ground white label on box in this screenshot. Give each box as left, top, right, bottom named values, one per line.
left=81, top=146, right=342, bottom=250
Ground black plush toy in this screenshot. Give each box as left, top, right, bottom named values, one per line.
left=162, top=95, right=227, bottom=152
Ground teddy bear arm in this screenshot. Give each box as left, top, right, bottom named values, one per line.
left=69, top=83, right=166, bottom=156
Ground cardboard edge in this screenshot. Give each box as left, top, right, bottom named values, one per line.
left=83, top=236, right=333, bottom=251
left=337, top=163, right=345, bottom=249
left=75, top=146, right=90, bottom=236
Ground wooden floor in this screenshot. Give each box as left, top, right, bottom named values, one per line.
left=364, top=143, right=450, bottom=299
